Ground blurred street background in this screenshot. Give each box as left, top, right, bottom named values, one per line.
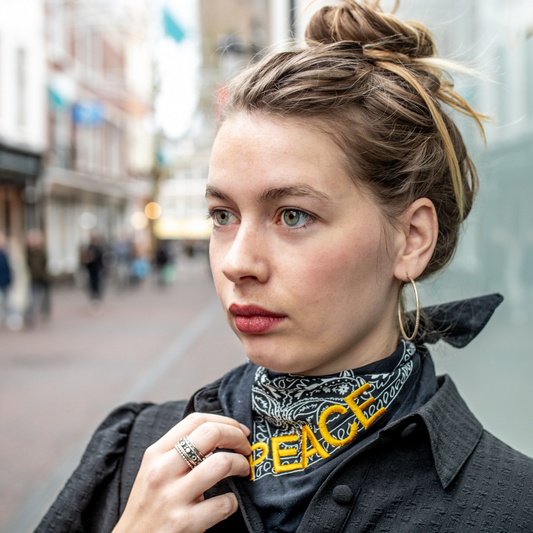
left=0, top=0, right=532, bottom=531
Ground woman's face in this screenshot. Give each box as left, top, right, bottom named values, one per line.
left=207, top=114, right=403, bottom=375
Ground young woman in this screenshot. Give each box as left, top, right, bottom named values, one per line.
left=36, top=1, right=533, bottom=532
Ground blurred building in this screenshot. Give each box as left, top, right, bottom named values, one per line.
left=155, top=0, right=272, bottom=245
left=389, top=0, right=533, bottom=322
left=44, top=0, right=155, bottom=278
left=0, top=0, right=47, bottom=312
left=469, top=0, right=533, bottom=323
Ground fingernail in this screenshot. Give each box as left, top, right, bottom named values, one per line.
left=239, top=423, right=250, bottom=436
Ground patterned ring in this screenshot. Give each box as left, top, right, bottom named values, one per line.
left=174, top=435, right=205, bottom=469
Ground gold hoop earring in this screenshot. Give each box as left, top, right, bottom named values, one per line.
left=398, top=275, right=420, bottom=342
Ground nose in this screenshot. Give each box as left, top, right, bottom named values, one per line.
left=221, top=222, right=270, bottom=284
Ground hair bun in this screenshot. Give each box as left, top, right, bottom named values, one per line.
left=305, top=1, right=436, bottom=60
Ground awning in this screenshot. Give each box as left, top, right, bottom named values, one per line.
left=0, top=142, right=42, bottom=186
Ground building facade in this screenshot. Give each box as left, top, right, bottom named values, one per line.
left=0, top=0, right=47, bottom=315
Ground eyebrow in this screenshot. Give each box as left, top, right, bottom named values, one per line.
left=205, top=185, right=231, bottom=201
left=205, top=184, right=331, bottom=204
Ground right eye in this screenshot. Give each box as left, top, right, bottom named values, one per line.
left=211, top=210, right=238, bottom=226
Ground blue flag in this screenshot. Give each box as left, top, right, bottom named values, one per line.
left=163, top=6, right=185, bottom=43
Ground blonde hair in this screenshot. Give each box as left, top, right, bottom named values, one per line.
left=222, top=0, right=488, bottom=279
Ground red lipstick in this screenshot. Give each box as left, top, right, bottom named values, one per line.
left=229, top=304, right=286, bottom=334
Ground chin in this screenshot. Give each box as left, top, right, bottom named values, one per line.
left=241, top=338, right=309, bottom=374
left=248, top=355, right=304, bottom=374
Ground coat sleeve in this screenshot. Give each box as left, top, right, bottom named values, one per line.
left=34, top=402, right=153, bottom=533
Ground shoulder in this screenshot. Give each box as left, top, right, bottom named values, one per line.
left=35, top=400, right=189, bottom=533
left=418, top=375, right=533, bottom=523
left=448, top=430, right=533, bottom=528
left=91, top=399, right=190, bottom=476
left=471, top=428, right=533, bottom=480
left=418, top=375, right=533, bottom=477
left=343, top=376, right=533, bottom=531
left=71, top=402, right=158, bottom=474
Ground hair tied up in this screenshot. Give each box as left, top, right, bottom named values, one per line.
left=305, top=0, right=436, bottom=61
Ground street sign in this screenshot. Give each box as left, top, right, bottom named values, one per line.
left=72, top=101, right=105, bottom=125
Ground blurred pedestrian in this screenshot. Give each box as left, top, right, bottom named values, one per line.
left=154, top=242, right=169, bottom=287
left=114, top=237, right=133, bottom=290
left=130, top=253, right=150, bottom=287
left=0, top=232, right=12, bottom=325
left=26, top=229, right=51, bottom=325
left=81, top=235, right=104, bottom=301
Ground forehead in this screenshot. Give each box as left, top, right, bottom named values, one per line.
left=208, top=114, right=354, bottom=197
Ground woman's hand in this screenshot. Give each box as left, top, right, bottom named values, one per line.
left=113, top=413, right=252, bottom=533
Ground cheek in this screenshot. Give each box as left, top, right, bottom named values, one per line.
left=280, top=223, right=388, bottom=309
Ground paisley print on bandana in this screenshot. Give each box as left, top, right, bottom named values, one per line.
left=249, top=340, right=415, bottom=480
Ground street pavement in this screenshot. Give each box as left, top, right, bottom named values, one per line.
left=0, top=260, right=247, bottom=533
left=1, top=261, right=532, bottom=533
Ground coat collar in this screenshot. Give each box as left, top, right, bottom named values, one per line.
left=383, top=373, right=483, bottom=489
left=419, top=375, right=484, bottom=488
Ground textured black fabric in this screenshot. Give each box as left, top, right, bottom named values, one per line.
left=183, top=375, right=533, bottom=533
left=34, top=378, right=533, bottom=533
left=119, top=401, right=188, bottom=514
left=34, top=401, right=187, bottom=533
left=34, top=294, right=533, bottom=533
left=35, top=403, right=152, bottom=533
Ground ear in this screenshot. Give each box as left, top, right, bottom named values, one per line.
left=393, top=198, right=438, bottom=282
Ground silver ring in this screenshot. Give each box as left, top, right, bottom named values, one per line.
left=174, top=435, right=205, bottom=469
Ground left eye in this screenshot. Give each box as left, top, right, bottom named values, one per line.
left=281, top=209, right=311, bottom=228
left=212, top=210, right=237, bottom=226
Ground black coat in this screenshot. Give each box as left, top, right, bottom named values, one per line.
left=0, top=249, right=11, bottom=288
left=35, top=295, right=533, bottom=533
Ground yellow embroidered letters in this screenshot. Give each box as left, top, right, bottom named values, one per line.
left=301, top=424, right=329, bottom=467
left=344, top=382, right=386, bottom=429
left=249, top=441, right=269, bottom=481
left=272, top=434, right=303, bottom=473
left=251, top=380, right=387, bottom=479
left=319, top=404, right=358, bottom=447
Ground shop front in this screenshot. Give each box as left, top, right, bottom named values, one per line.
left=0, top=142, right=42, bottom=321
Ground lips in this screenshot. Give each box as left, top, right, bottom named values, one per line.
left=229, top=304, right=286, bottom=334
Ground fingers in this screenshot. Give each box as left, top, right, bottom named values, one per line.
left=117, top=413, right=251, bottom=533
left=151, top=413, right=250, bottom=455
left=186, top=492, right=239, bottom=532
left=180, top=451, right=251, bottom=500
left=188, top=421, right=252, bottom=457
left=166, top=422, right=251, bottom=479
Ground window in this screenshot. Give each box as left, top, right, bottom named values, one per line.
left=48, top=1, right=66, bottom=55
left=16, top=48, right=26, bottom=127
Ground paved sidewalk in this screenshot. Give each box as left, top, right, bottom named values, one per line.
left=0, top=269, right=246, bottom=533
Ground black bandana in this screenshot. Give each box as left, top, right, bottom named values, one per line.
left=250, top=339, right=415, bottom=482
left=218, top=341, right=437, bottom=533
